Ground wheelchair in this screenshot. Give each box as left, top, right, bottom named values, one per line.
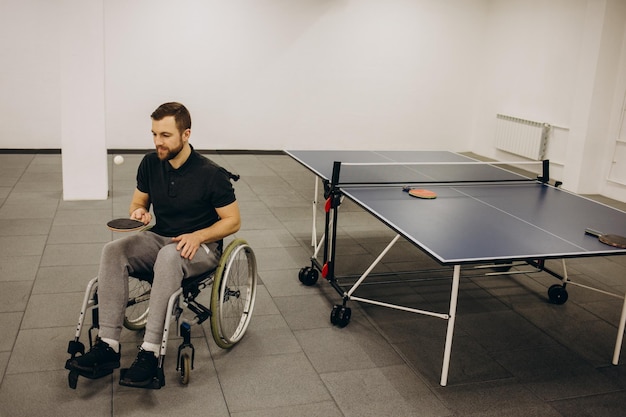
left=65, top=237, right=257, bottom=389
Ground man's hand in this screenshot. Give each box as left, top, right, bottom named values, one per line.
left=172, top=232, right=204, bottom=260
left=130, top=208, right=152, bottom=225
left=170, top=201, right=241, bottom=261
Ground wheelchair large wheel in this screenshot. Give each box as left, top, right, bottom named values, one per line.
left=210, top=239, right=257, bottom=349
left=123, top=277, right=151, bottom=330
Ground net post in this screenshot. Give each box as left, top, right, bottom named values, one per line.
left=331, top=161, right=341, bottom=187
left=325, top=161, right=343, bottom=282
left=538, top=159, right=550, bottom=184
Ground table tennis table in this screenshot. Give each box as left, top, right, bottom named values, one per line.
left=285, top=150, right=626, bottom=386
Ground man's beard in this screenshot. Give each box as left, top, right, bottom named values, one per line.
left=157, top=142, right=184, bottom=161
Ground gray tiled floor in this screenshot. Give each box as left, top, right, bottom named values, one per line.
left=1, top=151, right=625, bottom=416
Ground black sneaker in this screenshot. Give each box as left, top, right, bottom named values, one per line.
left=67, top=338, right=120, bottom=376
left=119, top=348, right=158, bottom=388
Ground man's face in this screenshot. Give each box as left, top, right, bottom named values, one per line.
left=151, top=116, right=189, bottom=161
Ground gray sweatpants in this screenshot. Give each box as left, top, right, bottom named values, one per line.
left=97, top=231, right=221, bottom=345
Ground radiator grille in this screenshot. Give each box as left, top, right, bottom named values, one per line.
left=495, top=114, right=550, bottom=160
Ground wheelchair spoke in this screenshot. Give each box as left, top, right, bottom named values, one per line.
left=210, top=239, right=257, bottom=349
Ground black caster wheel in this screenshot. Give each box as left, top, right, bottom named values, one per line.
left=330, top=305, right=340, bottom=325
left=338, top=307, right=351, bottom=327
left=298, top=267, right=319, bottom=286
left=548, top=284, right=568, bottom=305
left=330, top=305, right=351, bottom=327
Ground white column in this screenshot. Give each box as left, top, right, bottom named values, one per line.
left=60, top=0, right=108, bottom=200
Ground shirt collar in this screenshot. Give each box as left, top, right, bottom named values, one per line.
left=166, top=144, right=197, bottom=174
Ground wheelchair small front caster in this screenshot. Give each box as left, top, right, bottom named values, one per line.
left=548, top=284, right=568, bottom=305
left=330, top=305, right=351, bottom=327
left=179, top=352, right=191, bottom=385
left=177, top=322, right=195, bottom=385
left=298, top=267, right=318, bottom=286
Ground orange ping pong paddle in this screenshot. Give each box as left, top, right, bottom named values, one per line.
left=585, top=228, right=626, bottom=249
left=402, top=186, right=437, bottom=199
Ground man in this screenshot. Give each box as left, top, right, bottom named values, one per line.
left=67, top=102, right=241, bottom=388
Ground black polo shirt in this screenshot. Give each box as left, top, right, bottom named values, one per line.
left=136, top=147, right=236, bottom=237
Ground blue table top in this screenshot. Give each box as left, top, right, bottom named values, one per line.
left=287, top=150, right=626, bottom=264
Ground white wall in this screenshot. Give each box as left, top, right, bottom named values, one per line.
left=0, top=0, right=486, bottom=151
left=470, top=0, right=626, bottom=200
left=1, top=0, right=626, bottom=200
left=0, top=1, right=61, bottom=148
left=471, top=0, right=588, bottom=159
left=103, top=0, right=486, bottom=151
left=597, top=1, right=626, bottom=202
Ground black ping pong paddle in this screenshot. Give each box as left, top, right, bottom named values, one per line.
left=402, top=186, right=437, bottom=199
left=584, top=228, right=626, bottom=249
left=107, top=218, right=147, bottom=232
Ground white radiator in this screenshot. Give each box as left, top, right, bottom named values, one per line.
left=495, top=114, right=551, bottom=160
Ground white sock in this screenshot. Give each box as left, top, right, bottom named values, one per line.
left=141, top=342, right=160, bottom=357
left=100, top=337, right=120, bottom=353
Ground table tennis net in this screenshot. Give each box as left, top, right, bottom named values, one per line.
left=332, top=160, right=545, bottom=186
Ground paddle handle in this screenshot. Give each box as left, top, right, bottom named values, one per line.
left=584, top=228, right=602, bottom=238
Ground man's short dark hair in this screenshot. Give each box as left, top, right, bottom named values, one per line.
left=151, top=102, right=191, bottom=134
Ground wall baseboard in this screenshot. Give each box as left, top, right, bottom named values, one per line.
left=0, top=149, right=61, bottom=154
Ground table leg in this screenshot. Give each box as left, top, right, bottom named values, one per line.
left=440, top=264, right=461, bottom=386
left=612, top=291, right=626, bottom=365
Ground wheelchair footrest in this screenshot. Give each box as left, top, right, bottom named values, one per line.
left=119, top=368, right=165, bottom=390
left=65, top=357, right=115, bottom=389
left=65, top=359, right=115, bottom=379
